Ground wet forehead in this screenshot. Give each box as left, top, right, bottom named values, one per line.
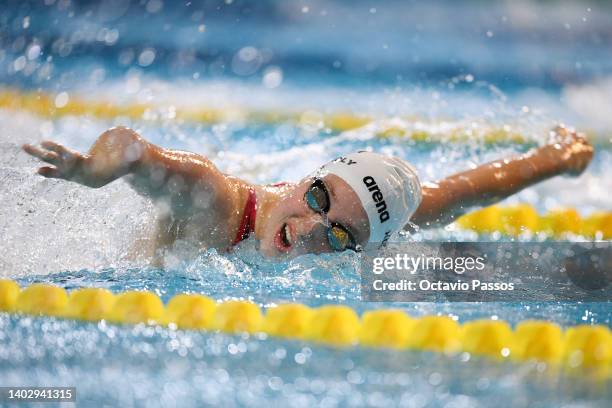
left=321, top=174, right=370, bottom=244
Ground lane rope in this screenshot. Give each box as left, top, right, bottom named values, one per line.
left=0, top=88, right=559, bottom=144
left=456, top=205, right=612, bottom=239
left=0, top=279, right=610, bottom=379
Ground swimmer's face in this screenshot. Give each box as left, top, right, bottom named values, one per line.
left=259, top=174, right=369, bottom=258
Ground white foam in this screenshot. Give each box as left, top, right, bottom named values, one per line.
left=0, top=110, right=155, bottom=277
left=563, top=77, right=612, bottom=132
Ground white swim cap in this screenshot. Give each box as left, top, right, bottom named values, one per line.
left=316, top=151, right=422, bottom=248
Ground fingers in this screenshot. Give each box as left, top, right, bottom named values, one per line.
left=22, top=143, right=59, bottom=164
left=37, top=166, right=62, bottom=179
left=550, top=125, right=572, bottom=141
left=40, top=140, right=79, bottom=158
left=575, top=132, right=591, bottom=146
left=552, top=124, right=570, bottom=133
left=550, top=125, right=591, bottom=147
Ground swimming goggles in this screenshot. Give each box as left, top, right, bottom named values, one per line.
left=304, top=178, right=360, bottom=252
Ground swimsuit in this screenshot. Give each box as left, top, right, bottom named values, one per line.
left=231, top=182, right=289, bottom=246
left=232, top=187, right=257, bottom=245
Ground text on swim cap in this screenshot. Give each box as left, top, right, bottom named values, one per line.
left=380, top=230, right=392, bottom=248
left=333, top=157, right=357, bottom=165
left=362, top=176, right=390, bottom=223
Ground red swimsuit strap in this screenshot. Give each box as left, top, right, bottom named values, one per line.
left=232, top=187, right=257, bottom=245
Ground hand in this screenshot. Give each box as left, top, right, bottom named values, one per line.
left=548, top=125, right=593, bottom=176
left=22, top=141, right=89, bottom=183
left=24, top=127, right=149, bottom=188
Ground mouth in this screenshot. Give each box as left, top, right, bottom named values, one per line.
left=274, top=222, right=293, bottom=253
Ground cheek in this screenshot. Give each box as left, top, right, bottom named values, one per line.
left=265, top=195, right=301, bottom=231
left=277, top=194, right=304, bottom=216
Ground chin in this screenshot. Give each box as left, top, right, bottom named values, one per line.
left=260, top=245, right=294, bottom=259
left=258, top=234, right=289, bottom=258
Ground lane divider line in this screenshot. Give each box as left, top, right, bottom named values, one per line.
left=0, top=280, right=610, bottom=379
left=455, top=204, right=612, bottom=239
left=0, top=88, right=561, bottom=143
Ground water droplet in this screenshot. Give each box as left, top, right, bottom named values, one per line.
left=262, top=66, right=283, bottom=89
left=138, top=48, right=156, bottom=67
left=26, top=43, right=41, bottom=60
left=13, top=56, right=26, bottom=71
left=146, top=0, right=163, bottom=14
left=54, top=92, right=69, bottom=108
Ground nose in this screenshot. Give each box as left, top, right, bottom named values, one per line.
left=294, top=213, right=328, bottom=248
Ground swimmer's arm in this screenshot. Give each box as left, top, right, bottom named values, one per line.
left=409, top=126, right=593, bottom=228
left=24, top=127, right=148, bottom=187
left=22, top=126, right=234, bottom=211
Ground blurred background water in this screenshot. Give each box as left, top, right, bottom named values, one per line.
left=0, top=0, right=611, bottom=406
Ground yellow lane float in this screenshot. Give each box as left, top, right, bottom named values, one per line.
left=1, top=280, right=611, bottom=379
left=0, top=279, right=20, bottom=311
left=498, top=204, right=540, bottom=235
left=360, top=309, right=416, bottom=349
left=582, top=212, right=612, bottom=239
left=457, top=205, right=503, bottom=234
left=461, top=319, right=514, bottom=359
left=213, top=300, right=262, bottom=334
left=564, top=325, right=612, bottom=378
left=15, top=283, right=68, bottom=317
left=541, top=208, right=582, bottom=236
left=514, top=320, right=563, bottom=363
left=262, top=303, right=314, bottom=339
left=306, top=305, right=361, bottom=347
left=106, top=291, right=165, bottom=324
left=165, top=294, right=216, bottom=330
left=406, top=316, right=461, bottom=353
left=64, top=288, right=116, bottom=322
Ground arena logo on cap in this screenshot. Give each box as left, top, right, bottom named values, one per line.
left=362, top=176, right=390, bottom=223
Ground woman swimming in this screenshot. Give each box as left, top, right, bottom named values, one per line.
left=22, top=125, right=593, bottom=258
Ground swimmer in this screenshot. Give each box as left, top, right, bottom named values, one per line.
left=22, top=125, right=592, bottom=259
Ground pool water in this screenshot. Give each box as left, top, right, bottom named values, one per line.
left=0, top=1, right=611, bottom=407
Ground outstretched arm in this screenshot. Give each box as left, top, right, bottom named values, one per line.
left=409, top=126, right=594, bottom=229
left=22, top=126, right=239, bottom=216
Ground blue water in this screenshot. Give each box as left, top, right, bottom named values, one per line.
left=1, top=0, right=611, bottom=406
